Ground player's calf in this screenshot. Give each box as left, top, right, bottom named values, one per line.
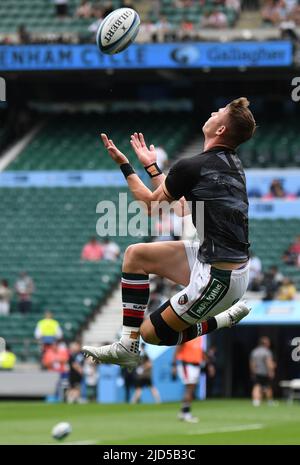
left=146, top=300, right=251, bottom=346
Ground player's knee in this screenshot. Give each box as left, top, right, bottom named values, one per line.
left=149, top=307, right=180, bottom=346
left=123, top=243, right=145, bottom=269
left=140, top=320, right=159, bottom=345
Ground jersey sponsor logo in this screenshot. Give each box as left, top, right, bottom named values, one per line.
left=186, top=278, right=228, bottom=320
left=178, top=294, right=188, bottom=305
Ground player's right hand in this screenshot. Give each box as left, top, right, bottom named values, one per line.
left=101, top=133, right=129, bottom=165
left=130, top=132, right=157, bottom=167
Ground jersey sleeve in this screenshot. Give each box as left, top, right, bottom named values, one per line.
left=164, top=158, right=195, bottom=200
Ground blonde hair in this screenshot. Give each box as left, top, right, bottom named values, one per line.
left=226, top=97, right=256, bottom=147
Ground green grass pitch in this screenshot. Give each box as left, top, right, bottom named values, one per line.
left=0, top=399, right=299, bottom=445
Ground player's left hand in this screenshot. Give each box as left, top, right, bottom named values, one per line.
left=101, top=133, right=129, bottom=165
left=130, top=132, right=157, bottom=167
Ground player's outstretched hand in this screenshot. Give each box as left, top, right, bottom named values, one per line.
left=130, top=132, right=156, bottom=167
left=101, top=133, right=129, bottom=165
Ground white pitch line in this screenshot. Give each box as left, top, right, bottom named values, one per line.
left=62, top=440, right=98, bottom=445
left=46, top=439, right=98, bottom=445
left=187, top=424, right=264, bottom=435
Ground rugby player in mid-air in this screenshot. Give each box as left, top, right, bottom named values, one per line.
left=82, top=97, right=256, bottom=368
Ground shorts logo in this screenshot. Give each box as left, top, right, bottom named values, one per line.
left=178, top=294, right=188, bottom=305
left=186, top=278, right=228, bottom=320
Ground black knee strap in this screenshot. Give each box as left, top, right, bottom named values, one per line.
left=150, top=300, right=179, bottom=346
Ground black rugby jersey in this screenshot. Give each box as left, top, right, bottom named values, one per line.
left=165, top=146, right=249, bottom=264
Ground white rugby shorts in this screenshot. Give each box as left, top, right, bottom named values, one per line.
left=177, top=362, right=201, bottom=385
left=170, top=241, right=250, bottom=325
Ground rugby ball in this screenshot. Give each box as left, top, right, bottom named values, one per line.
left=96, top=8, right=140, bottom=55
left=51, top=422, right=72, bottom=440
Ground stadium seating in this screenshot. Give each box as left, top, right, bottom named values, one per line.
left=6, top=112, right=300, bottom=171
left=150, top=0, right=238, bottom=27
left=250, top=219, right=300, bottom=287
left=0, top=0, right=122, bottom=35
left=239, top=121, right=300, bottom=168
left=0, top=0, right=240, bottom=36
left=0, top=186, right=145, bottom=360
left=9, top=111, right=195, bottom=171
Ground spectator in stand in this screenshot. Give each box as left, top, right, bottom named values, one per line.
left=42, top=341, right=69, bottom=399
left=121, top=0, right=135, bottom=8
left=288, top=1, right=300, bottom=25
left=42, top=340, right=69, bottom=372
left=67, top=342, right=85, bottom=404
left=76, top=0, right=93, bottom=18
left=282, top=235, right=300, bottom=266
left=201, top=9, right=214, bottom=28
left=261, top=0, right=287, bottom=26
left=15, top=271, right=34, bottom=314
left=263, top=179, right=296, bottom=200
left=262, top=265, right=284, bottom=300
left=201, top=8, right=228, bottom=28
left=277, top=277, right=297, bottom=300
left=248, top=251, right=263, bottom=291
left=179, top=20, right=195, bottom=40
left=101, top=1, right=114, bottom=17
left=81, top=236, right=104, bottom=261
left=131, top=343, right=161, bottom=404
left=102, top=237, right=121, bottom=261
left=34, top=311, right=63, bottom=348
left=0, top=280, right=12, bottom=316
left=17, top=25, right=31, bottom=44
left=250, top=336, right=276, bottom=407
left=285, top=0, right=297, bottom=14
left=226, top=0, right=241, bottom=15
left=0, top=344, right=16, bottom=370
left=54, top=0, right=69, bottom=18
left=138, top=20, right=157, bottom=43
left=88, top=5, right=104, bottom=35
left=155, top=16, right=173, bottom=42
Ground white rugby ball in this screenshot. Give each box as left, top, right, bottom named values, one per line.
left=96, top=8, right=140, bottom=55
left=51, top=422, right=72, bottom=440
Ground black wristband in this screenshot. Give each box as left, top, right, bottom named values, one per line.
left=144, top=162, right=162, bottom=178
left=120, top=163, right=135, bottom=179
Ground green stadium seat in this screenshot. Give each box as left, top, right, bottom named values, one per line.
left=9, top=112, right=196, bottom=171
